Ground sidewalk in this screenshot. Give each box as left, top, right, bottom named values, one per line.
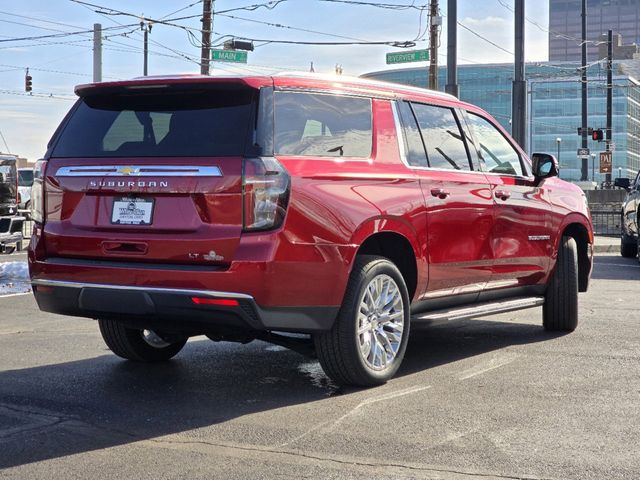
left=594, top=235, right=619, bottom=254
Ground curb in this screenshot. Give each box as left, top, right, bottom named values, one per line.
left=594, top=244, right=618, bottom=254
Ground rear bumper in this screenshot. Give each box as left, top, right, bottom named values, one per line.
left=31, top=279, right=339, bottom=333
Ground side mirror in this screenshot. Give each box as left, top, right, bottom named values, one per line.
left=614, top=177, right=631, bottom=190
left=531, top=153, right=559, bottom=183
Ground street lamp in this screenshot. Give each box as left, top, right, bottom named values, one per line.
left=556, top=137, right=561, bottom=168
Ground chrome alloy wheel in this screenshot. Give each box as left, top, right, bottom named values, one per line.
left=142, top=330, right=171, bottom=349
left=357, top=274, right=405, bottom=370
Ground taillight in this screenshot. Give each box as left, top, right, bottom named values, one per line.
left=31, top=159, right=47, bottom=223
left=242, top=157, right=290, bottom=232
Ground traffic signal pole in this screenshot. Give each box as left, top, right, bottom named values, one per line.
left=511, top=0, right=526, bottom=149
left=580, top=0, right=588, bottom=181
left=445, top=0, right=458, bottom=97
left=606, top=29, right=613, bottom=183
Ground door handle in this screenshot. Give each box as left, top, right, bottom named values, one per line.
left=494, top=189, right=511, bottom=201
left=430, top=188, right=451, bottom=199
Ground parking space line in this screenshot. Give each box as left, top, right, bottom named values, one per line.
left=596, top=262, right=640, bottom=269
left=281, top=384, right=432, bottom=447
left=458, top=353, right=518, bottom=380
left=0, top=292, right=31, bottom=299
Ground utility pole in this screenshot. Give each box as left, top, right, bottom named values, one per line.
left=606, top=29, right=613, bottom=184
left=445, top=0, right=458, bottom=97
left=511, top=0, right=526, bottom=148
left=580, top=0, right=588, bottom=181
left=140, top=19, right=152, bottom=76
left=428, top=0, right=439, bottom=90
left=200, top=0, right=213, bottom=75
left=93, top=23, right=102, bottom=82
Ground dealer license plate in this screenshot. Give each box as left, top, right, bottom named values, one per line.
left=111, top=197, right=154, bottom=225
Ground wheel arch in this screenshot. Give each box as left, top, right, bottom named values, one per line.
left=350, top=219, right=423, bottom=302
left=559, top=219, right=592, bottom=293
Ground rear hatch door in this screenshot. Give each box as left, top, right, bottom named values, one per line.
left=43, top=81, right=261, bottom=266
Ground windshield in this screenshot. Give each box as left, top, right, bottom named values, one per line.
left=52, top=87, right=256, bottom=158
left=18, top=169, right=33, bottom=187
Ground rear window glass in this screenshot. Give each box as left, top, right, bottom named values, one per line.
left=52, top=88, right=256, bottom=157
left=274, top=92, right=372, bottom=158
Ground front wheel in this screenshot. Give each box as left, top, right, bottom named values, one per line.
left=543, top=236, right=579, bottom=332
left=314, top=255, right=410, bottom=387
left=98, top=319, right=187, bottom=362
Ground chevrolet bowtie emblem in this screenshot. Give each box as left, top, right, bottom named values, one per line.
left=118, top=166, right=137, bottom=176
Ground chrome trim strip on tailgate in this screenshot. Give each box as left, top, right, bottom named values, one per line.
left=55, top=165, right=223, bottom=177
left=31, top=279, right=253, bottom=300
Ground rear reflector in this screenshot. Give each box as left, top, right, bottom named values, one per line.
left=191, top=297, right=239, bottom=307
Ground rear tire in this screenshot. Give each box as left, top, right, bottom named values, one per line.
left=621, top=232, right=636, bottom=258
left=314, top=255, right=410, bottom=387
left=98, top=319, right=187, bottom=362
left=621, top=215, right=636, bottom=258
left=543, top=236, right=578, bottom=332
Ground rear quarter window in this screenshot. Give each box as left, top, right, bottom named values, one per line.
left=51, top=87, right=256, bottom=158
left=274, top=92, right=372, bottom=158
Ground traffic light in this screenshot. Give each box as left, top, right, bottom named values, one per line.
left=25, top=71, right=32, bottom=93
left=223, top=39, right=254, bottom=51
left=592, top=128, right=604, bottom=142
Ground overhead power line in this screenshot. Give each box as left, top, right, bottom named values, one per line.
left=0, top=23, right=134, bottom=43
left=456, top=20, right=514, bottom=56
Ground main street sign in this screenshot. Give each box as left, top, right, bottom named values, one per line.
left=386, top=49, right=430, bottom=65
left=212, top=49, right=248, bottom=63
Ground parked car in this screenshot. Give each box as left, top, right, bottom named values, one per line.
left=18, top=167, right=34, bottom=214
left=614, top=175, right=639, bottom=258
left=0, top=155, right=25, bottom=253
left=28, top=74, right=594, bottom=386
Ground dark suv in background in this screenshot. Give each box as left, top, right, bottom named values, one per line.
left=29, top=74, right=593, bottom=386
left=616, top=174, right=640, bottom=258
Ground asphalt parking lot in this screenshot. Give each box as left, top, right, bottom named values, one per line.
left=1, top=251, right=639, bottom=479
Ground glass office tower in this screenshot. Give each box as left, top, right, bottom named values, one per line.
left=549, top=0, right=640, bottom=62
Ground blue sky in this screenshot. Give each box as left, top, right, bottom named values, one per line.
left=0, top=0, right=550, bottom=160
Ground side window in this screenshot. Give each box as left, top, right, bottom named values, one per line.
left=466, top=113, right=524, bottom=176
left=274, top=92, right=372, bottom=158
left=396, top=101, right=428, bottom=167
left=410, top=103, right=471, bottom=171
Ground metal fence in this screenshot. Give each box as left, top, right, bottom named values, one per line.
left=590, top=210, right=620, bottom=237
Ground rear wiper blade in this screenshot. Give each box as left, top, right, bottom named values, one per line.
left=327, top=145, right=344, bottom=156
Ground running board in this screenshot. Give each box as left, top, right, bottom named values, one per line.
left=411, top=296, right=545, bottom=323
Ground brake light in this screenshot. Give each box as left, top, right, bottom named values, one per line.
left=31, top=159, right=47, bottom=223
left=242, top=157, right=290, bottom=232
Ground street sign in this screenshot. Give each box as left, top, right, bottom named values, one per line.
left=386, top=49, right=430, bottom=65
left=600, top=151, right=612, bottom=174
left=577, top=148, right=590, bottom=157
left=212, top=49, right=248, bottom=63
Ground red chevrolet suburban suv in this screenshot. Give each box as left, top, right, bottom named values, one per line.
left=28, top=73, right=593, bottom=386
